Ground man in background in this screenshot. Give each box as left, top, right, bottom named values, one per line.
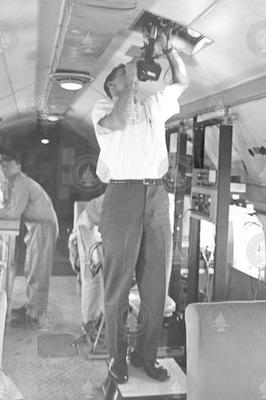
left=68, top=193, right=105, bottom=338
left=0, top=148, right=58, bottom=326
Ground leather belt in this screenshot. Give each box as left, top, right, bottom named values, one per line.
left=109, top=179, right=163, bottom=186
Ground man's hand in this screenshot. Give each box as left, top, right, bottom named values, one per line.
left=157, top=31, right=189, bottom=88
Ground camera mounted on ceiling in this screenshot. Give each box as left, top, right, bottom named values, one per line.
left=137, top=17, right=171, bottom=82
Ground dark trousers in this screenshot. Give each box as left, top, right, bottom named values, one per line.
left=100, top=183, right=172, bottom=361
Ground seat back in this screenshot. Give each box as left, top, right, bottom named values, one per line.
left=0, top=290, right=7, bottom=367
left=185, top=301, right=266, bottom=400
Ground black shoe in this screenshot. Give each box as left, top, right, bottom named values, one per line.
left=129, top=350, right=143, bottom=368
left=108, top=358, right=128, bottom=384
left=11, top=304, right=27, bottom=315
left=142, top=360, right=170, bottom=382
left=129, top=351, right=170, bottom=382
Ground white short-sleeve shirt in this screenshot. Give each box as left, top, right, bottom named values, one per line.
left=91, top=84, right=180, bottom=182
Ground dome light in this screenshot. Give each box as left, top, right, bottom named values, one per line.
left=59, top=80, right=83, bottom=91
left=187, top=28, right=201, bottom=38
left=41, top=138, right=50, bottom=145
left=49, top=71, right=94, bottom=91
left=47, top=115, right=60, bottom=122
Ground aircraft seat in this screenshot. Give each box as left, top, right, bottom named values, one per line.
left=185, top=300, right=266, bottom=400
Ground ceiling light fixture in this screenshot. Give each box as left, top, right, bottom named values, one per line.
left=49, top=71, right=94, bottom=91
left=186, top=27, right=202, bottom=38
left=47, top=115, right=62, bottom=122
left=41, top=138, right=50, bottom=145
left=60, top=80, right=83, bottom=91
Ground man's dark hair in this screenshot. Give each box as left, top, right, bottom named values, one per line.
left=103, top=64, right=126, bottom=99
left=0, top=147, right=20, bottom=163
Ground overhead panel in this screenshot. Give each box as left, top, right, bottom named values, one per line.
left=58, top=1, right=137, bottom=71
left=147, top=0, right=223, bottom=26
left=36, top=0, right=63, bottom=100
left=193, top=0, right=266, bottom=75
left=47, top=0, right=137, bottom=117
left=129, top=10, right=213, bottom=57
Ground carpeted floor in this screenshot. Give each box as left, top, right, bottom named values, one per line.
left=3, top=276, right=108, bottom=400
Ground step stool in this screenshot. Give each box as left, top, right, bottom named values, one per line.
left=102, top=358, right=186, bottom=400
left=91, top=290, right=176, bottom=354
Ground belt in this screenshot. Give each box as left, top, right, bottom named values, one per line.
left=109, top=179, right=163, bottom=186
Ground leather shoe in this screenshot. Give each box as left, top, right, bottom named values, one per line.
left=108, top=358, right=128, bottom=384
left=129, top=350, right=142, bottom=368
left=142, top=360, right=170, bottom=382
left=130, top=351, right=170, bottom=382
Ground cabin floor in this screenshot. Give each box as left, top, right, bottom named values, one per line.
left=4, top=275, right=109, bottom=400
left=3, top=252, right=185, bottom=400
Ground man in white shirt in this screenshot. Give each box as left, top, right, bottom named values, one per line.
left=92, top=33, right=188, bottom=383
left=0, top=149, right=59, bottom=327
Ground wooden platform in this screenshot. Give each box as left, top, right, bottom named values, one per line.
left=116, top=358, right=186, bottom=398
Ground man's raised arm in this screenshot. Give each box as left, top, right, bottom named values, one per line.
left=98, top=61, right=139, bottom=132
left=160, top=33, right=189, bottom=96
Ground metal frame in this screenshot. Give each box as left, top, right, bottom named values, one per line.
left=187, top=117, right=233, bottom=303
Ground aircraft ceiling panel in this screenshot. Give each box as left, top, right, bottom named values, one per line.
left=42, top=1, right=141, bottom=120
left=147, top=0, right=220, bottom=26
left=193, top=0, right=266, bottom=69
left=57, top=2, right=138, bottom=72
left=0, top=96, right=21, bottom=122
left=0, top=0, right=266, bottom=141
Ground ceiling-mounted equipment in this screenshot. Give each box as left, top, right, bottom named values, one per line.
left=49, top=71, right=94, bottom=91
left=137, top=24, right=162, bottom=81
left=130, top=10, right=213, bottom=57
